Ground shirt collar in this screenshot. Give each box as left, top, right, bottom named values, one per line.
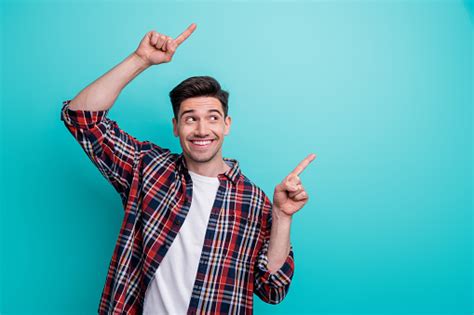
left=177, top=153, right=243, bottom=185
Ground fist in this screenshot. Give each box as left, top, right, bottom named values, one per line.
left=134, top=23, right=197, bottom=66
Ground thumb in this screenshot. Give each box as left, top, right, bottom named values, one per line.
left=167, top=39, right=178, bottom=54
left=281, top=180, right=299, bottom=193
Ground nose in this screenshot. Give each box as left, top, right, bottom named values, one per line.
left=195, top=121, right=209, bottom=137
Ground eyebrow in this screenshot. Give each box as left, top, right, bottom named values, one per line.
left=180, top=109, right=223, bottom=119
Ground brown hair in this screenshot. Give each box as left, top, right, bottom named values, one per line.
left=169, top=76, right=229, bottom=120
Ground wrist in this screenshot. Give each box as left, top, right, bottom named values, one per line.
left=272, top=207, right=293, bottom=223
left=131, top=52, right=151, bottom=70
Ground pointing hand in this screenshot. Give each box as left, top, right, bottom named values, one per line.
left=134, top=23, right=197, bottom=66
left=273, top=153, right=316, bottom=218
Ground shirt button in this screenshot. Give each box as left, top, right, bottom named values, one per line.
left=174, top=218, right=182, bottom=225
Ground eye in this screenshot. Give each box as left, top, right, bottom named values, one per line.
left=210, top=115, right=219, bottom=121
left=185, top=116, right=195, bottom=123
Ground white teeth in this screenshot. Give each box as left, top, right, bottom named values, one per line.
left=192, top=140, right=212, bottom=145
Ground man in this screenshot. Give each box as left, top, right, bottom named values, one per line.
left=60, top=23, right=315, bottom=314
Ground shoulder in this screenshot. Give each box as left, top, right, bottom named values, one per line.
left=240, top=174, right=273, bottom=212
left=139, top=140, right=175, bottom=160
left=238, top=174, right=274, bottom=234
left=138, top=140, right=178, bottom=172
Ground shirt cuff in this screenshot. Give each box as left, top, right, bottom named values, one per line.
left=60, top=99, right=110, bottom=129
left=256, top=243, right=295, bottom=287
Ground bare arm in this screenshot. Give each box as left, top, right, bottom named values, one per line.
left=68, top=53, right=149, bottom=111
left=268, top=153, right=315, bottom=271
left=68, top=23, right=197, bottom=112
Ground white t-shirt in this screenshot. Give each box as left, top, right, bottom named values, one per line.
left=143, top=170, right=220, bottom=314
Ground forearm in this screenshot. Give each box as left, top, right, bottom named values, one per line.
left=266, top=208, right=292, bottom=273
left=68, top=52, right=150, bottom=111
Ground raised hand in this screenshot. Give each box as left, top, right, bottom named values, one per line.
left=273, top=153, right=316, bottom=218
left=134, top=23, right=197, bottom=66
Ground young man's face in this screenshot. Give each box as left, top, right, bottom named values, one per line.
left=172, top=96, right=231, bottom=164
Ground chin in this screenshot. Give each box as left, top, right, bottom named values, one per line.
left=190, top=154, right=215, bottom=163
left=186, top=150, right=219, bottom=164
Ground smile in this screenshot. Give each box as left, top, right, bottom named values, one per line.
left=190, top=139, right=215, bottom=148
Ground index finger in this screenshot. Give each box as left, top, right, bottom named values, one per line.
left=290, top=153, right=316, bottom=176
left=174, top=23, right=197, bottom=46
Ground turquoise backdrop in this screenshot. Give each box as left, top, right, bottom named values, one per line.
left=1, top=0, right=472, bottom=314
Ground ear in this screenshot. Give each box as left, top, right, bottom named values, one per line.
left=224, top=115, right=232, bottom=136
left=172, top=117, right=178, bottom=137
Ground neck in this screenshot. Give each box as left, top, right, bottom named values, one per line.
left=184, top=154, right=230, bottom=177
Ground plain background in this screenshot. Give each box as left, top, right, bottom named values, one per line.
left=1, top=0, right=472, bottom=314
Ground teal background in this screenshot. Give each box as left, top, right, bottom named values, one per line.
left=1, top=0, right=472, bottom=314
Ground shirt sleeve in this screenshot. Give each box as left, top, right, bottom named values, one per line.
left=60, top=99, right=145, bottom=204
left=253, top=195, right=295, bottom=304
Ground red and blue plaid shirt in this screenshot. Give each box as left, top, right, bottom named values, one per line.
left=60, top=99, right=295, bottom=314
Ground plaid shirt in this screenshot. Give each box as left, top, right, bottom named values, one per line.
left=60, top=99, right=295, bottom=314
